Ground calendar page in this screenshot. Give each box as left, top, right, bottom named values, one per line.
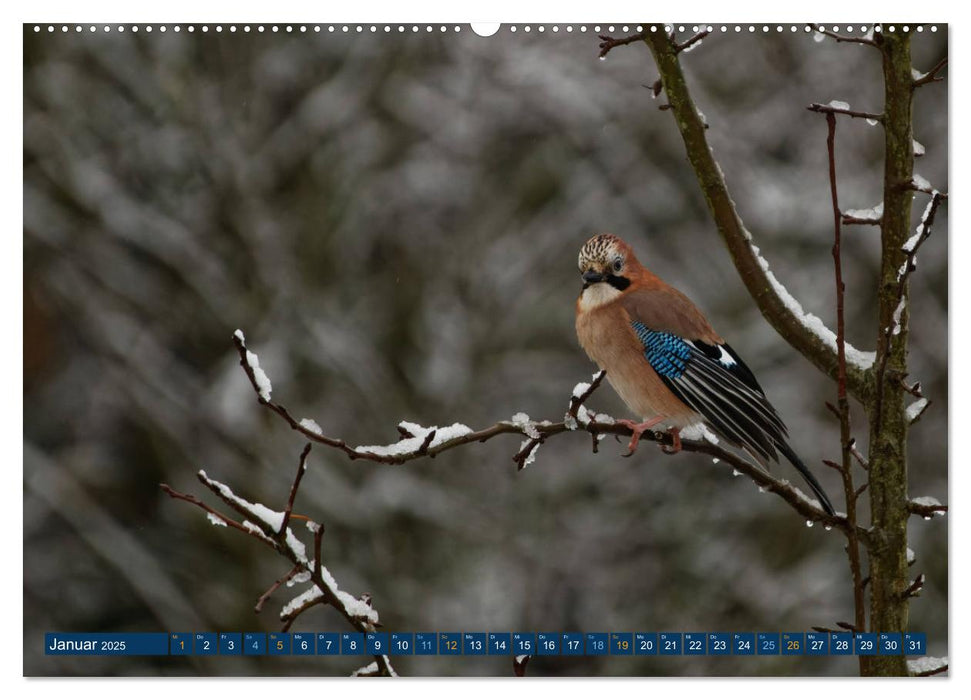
left=23, top=19, right=948, bottom=679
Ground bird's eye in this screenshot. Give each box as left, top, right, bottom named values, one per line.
left=612, top=259, right=623, bottom=272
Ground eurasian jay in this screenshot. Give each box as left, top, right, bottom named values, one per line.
left=575, top=233, right=835, bottom=516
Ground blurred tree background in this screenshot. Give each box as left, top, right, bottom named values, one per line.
left=23, top=23, right=947, bottom=676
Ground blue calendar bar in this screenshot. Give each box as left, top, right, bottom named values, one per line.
left=880, top=633, right=902, bottom=655
left=391, top=632, right=414, bottom=655
left=635, top=633, right=658, bottom=655
left=733, top=633, right=755, bottom=655
left=44, top=630, right=933, bottom=656
left=537, top=633, right=559, bottom=656
left=562, top=633, right=584, bottom=655
left=782, top=632, right=805, bottom=655
left=684, top=633, right=706, bottom=655
left=45, top=633, right=169, bottom=656
left=708, top=633, right=730, bottom=656
left=659, top=632, right=682, bottom=655
left=905, top=632, right=926, bottom=656
left=464, top=632, right=486, bottom=655
left=806, top=632, right=828, bottom=655
left=488, top=633, right=511, bottom=655
left=195, top=633, right=217, bottom=656
left=292, top=632, right=314, bottom=655
left=855, top=632, right=878, bottom=655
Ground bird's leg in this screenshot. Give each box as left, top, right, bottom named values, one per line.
left=661, top=427, right=682, bottom=455
left=616, top=416, right=665, bottom=457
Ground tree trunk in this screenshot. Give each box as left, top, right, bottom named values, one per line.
left=864, top=29, right=916, bottom=677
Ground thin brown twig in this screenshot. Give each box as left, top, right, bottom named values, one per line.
left=313, top=522, right=324, bottom=582
left=279, top=443, right=312, bottom=536
left=639, top=32, right=873, bottom=401
left=675, top=29, right=709, bottom=54
left=598, top=32, right=646, bottom=58
left=232, top=333, right=867, bottom=538
left=160, top=484, right=254, bottom=539
left=901, top=378, right=923, bottom=398
left=913, top=57, right=948, bottom=88
left=841, top=212, right=883, bottom=226
left=823, top=110, right=867, bottom=642
left=900, top=573, right=924, bottom=599
left=568, top=370, right=606, bottom=419
left=907, top=500, right=947, bottom=518
left=912, top=660, right=948, bottom=677
left=808, top=103, right=884, bottom=122
left=872, top=191, right=946, bottom=431
left=255, top=565, right=300, bottom=613
left=163, top=469, right=395, bottom=676
left=809, top=25, right=878, bottom=47
left=849, top=443, right=869, bottom=470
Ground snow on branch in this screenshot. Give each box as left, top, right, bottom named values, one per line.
left=907, top=655, right=948, bottom=676
left=908, top=496, right=947, bottom=519
left=231, top=332, right=868, bottom=536
left=628, top=31, right=874, bottom=401
left=905, top=397, right=930, bottom=424
left=841, top=202, right=883, bottom=226
left=808, top=101, right=883, bottom=123
left=809, top=24, right=878, bottom=48
left=161, top=443, right=396, bottom=677
left=912, top=57, right=948, bottom=88
left=749, top=244, right=876, bottom=373
left=867, top=190, right=946, bottom=402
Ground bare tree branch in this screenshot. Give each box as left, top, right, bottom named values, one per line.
left=808, top=102, right=884, bottom=122
left=909, top=657, right=949, bottom=676
left=907, top=499, right=947, bottom=518
left=675, top=29, right=709, bottom=54
left=232, top=332, right=869, bottom=539
left=872, top=190, right=946, bottom=430
left=913, top=57, right=948, bottom=88
left=639, top=31, right=875, bottom=402
left=255, top=565, right=300, bottom=614
left=821, top=109, right=867, bottom=644
left=598, top=31, right=646, bottom=58
left=900, top=572, right=924, bottom=599
left=161, top=446, right=397, bottom=676
left=810, top=25, right=878, bottom=47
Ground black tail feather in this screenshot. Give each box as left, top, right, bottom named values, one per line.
left=778, top=442, right=836, bottom=516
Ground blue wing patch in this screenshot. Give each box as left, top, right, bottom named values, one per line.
left=630, top=321, right=691, bottom=378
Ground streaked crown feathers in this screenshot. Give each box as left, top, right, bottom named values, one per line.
left=578, top=233, right=633, bottom=272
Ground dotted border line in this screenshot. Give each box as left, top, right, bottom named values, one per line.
left=30, top=24, right=940, bottom=35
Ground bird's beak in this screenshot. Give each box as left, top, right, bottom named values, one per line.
left=582, top=270, right=604, bottom=284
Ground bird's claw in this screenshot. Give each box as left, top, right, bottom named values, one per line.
left=661, top=427, right=682, bottom=455
left=616, top=417, right=664, bottom=458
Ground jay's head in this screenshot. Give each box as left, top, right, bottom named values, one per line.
left=578, top=234, right=635, bottom=292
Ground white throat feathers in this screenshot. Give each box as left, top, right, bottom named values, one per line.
left=578, top=282, right=623, bottom=312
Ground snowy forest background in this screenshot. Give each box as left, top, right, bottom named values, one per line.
left=23, top=24, right=947, bottom=676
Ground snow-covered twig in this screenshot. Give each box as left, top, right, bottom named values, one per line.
left=870, top=190, right=946, bottom=422
left=675, top=29, right=710, bottom=54
left=809, top=24, right=878, bottom=47
left=161, top=445, right=396, bottom=677
left=907, top=496, right=947, bottom=519
left=638, top=31, right=873, bottom=401
left=908, top=656, right=948, bottom=676
left=821, top=108, right=866, bottom=634
left=912, top=57, right=948, bottom=88
left=597, top=31, right=647, bottom=58
left=255, top=565, right=300, bottom=613
left=808, top=102, right=883, bottom=123
left=231, top=333, right=866, bottom=535
left=900, top=572, right=924, bottom=599
left=905, top=397, right=930, bottom=425
left=841, top=202, right=883, bottom=226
